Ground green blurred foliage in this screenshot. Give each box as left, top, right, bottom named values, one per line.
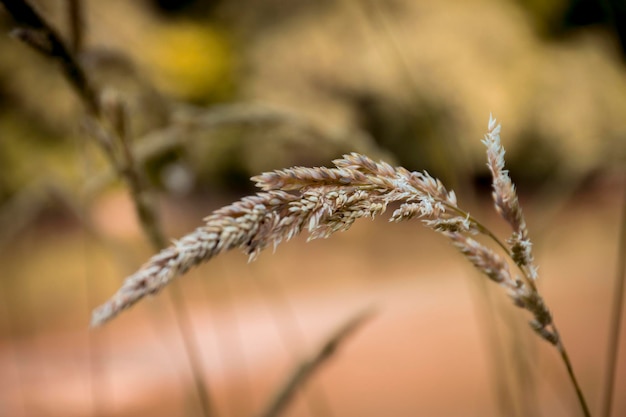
left=0, top=0, right=625, bottom=205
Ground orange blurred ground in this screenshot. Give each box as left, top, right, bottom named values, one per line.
left=0, top=181, right=624, bottom=417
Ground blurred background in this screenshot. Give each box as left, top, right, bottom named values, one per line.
left=0, top=0, right=625, bottom=416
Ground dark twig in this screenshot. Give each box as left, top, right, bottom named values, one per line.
left=0, top=2, right=216, bottom=416
left=0, top=0, right=99, bottom=114
left=256, top=308, right=375, bottom=417
left=67, top=0, right=84, bottom=54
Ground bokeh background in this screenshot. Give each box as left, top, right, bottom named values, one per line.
left=0, top=0, right=625, bottom=416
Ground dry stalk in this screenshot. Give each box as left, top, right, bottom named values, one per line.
left=0, top=0, right=99, bottom=114
left=601, top=170, right=626, bottom=417
left=256, top=308, right=375, bottom=417
left=91, top=152, right=457, bottom=324
left=0, top=2, right=216, bottom=416
left=91, top=115, right=591, bottom=417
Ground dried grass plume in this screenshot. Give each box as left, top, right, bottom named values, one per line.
left=90, top=114, right=592, bottom=417
left=92, top=115, right=552, bottom=348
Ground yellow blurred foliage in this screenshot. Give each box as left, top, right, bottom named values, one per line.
left=141, top=22, right=233, bottom=102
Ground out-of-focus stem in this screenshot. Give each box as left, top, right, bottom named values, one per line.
left=256, top=308, right=375, bottom=417
left=0, top=2, right=217, bottom=415
left=67, top=0, right=84, bottom=54
left=601, top=172, right=626, bottom=417
left=0, top=0, right=99, bottom=114
left=555, top=335, right=592, bottom=417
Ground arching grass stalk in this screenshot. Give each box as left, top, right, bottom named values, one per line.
left=91, top=115, right=591, bottom=416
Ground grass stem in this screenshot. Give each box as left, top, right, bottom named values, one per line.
left=601, top=172, right=626, bottom=417
left=256, top=308, right=375, bottom=417
left=556, top=335, right=592, bottom=417
left=0, top=2, right=217, bottom=415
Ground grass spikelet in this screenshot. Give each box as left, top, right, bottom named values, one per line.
left=91, top=114, right=591, bottom=417
left=92, top=153, right=461, bottom=326
left=482, top=114, right=536, bottom=280
left=90, top=117, right=549, bottom=329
